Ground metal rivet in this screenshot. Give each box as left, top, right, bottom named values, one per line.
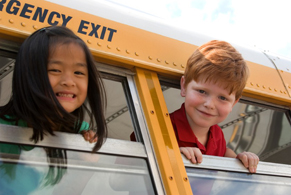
left=169, top=176, right=173, bottom=180
left=21, top=22, right=26, bottom=27
left=274, top=88, right=277, bottom=92
left=150, top=110, right=154, bottom=114
left=107, top=45, right=111, bottom=49
left=157, top=58, right=161, bottom=62
left=250, top=82, right=253, bottom=86
left=288, top=86, right=291, bottom=89
left=116, top=47, right=121, bottom=51
left=269, top=87, right=272, bottom=91
left=284, top=91, right=287, bottom=94
left=262, top=85, right=266, bottom=89
left=183, top=177, right=188, bottom=181
left=9, top=19, right=14, bottom=24
left=33, top=25, right=38, bottom=30
left=126, top=49, right=130, bottom=54
left=165, top=60, right=169, bottom=64
left=173, top=62, right=177, bottom=66
left=87, top=40, right=92, bottom=44
left=148, top=56, right=152, bottom=60
left=135, top=52, right=139, bottom=56
left=165, top=113, right=169, bottom=117
left=97, top=42, right=102, bottom=46
left=280, top=90, right=283, bottom=93
left=181, top=64, right=185, bottom=68
left=281, top=70, right=284, bottom=73
left=256, top=84, right=260, bottom=87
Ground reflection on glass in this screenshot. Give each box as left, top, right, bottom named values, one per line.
left=0, top=143, right=155, bottom=195
left=186, top=168, right=291, bottom=195
left=161, top=84, right=291, bottom=165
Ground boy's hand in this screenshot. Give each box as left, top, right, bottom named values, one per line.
left=81, top=130, right=98, bottom=143
left=180, top=147, right=203, bottom=164
left=236, top=152, right=259, bottom=173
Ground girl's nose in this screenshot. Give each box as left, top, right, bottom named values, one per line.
left=60, top=74, right=76, bottom=87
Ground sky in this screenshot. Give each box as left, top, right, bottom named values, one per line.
left=105, top=0, right=291, bottom=59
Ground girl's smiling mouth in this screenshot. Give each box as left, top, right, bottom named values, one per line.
left=56, top=92, right=76, bottom=99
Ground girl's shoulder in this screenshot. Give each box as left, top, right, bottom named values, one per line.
left=0, top=116, right=28, bottom=127
left=79, top=121, right=90, bottom=133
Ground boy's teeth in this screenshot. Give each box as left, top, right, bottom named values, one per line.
left=58, top=93, right=74, bottom=98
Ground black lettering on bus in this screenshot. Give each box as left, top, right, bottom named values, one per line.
left=32, top=7, right=48, bottom=22
left=6, top=0, right=20, bottom=15
left=100, top=26, right=106, bottom=40
left=78, top=20, right=89, bottom=35
left=89, top=23, right=101, bottom=38
left=107, top=28, right=117, bottom=42
left=19, top=3, right=34, bottom=19
left=0, top=0, right=7, bottom=11
left=48, top=11, right=60, bottom=25
left=61, top=14, right=72, bottom=26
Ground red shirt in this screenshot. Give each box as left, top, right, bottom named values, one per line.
left=170, top=103, right=226, bottom=156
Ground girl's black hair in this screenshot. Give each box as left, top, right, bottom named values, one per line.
left=0, top=26, right=107, bottom=152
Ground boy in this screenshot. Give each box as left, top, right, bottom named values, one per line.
left=171, top=40, right=259, bottom=173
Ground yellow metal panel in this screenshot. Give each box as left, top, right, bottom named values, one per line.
left=135, top=68, right=192, bottom=195
left=243, top=61, right=291, bottom=106
left=0, top=0, right=194, bottom=76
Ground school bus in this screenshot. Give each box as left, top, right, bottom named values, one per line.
left=1, top=0, right=291, bottom=194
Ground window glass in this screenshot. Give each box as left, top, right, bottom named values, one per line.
left=85, top=76, right=135, bottom=141
left=0, top=142, right=155, bottom=195
left=161, top=83, right=291, bottom=165
left=0, top=56, right=14, bottom=106
left=186, top=167, right=291, bottom=195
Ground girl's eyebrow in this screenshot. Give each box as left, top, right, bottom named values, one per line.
left=76, top=62, right=87, bottom=67
left=48, top=60, right=87, bottom=67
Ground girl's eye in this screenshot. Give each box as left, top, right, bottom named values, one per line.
left=48, top=69, right=60, bottom=72
left=75, top=71, right=85, bottom=75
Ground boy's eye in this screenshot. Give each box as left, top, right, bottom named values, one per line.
left=197, top=90, right=206, bottom=94
left=219, top=96, right=227, bottom=101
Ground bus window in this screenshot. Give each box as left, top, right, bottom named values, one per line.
left=0, top=52, right=137, bottom=141
left=184, top=155, right=291, bottom=195
left=0, top=126, right=156, bottom=194
left=160, top=80, right=291, bottom=165
left=0, top=56, right=14, bottom=106
left=94, top=70, right=137, bottom=141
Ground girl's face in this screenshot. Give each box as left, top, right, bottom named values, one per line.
left=47, top=42, right=88, bottom=113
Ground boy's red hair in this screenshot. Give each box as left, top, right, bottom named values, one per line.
left=184, top=40, right=249, bottom=99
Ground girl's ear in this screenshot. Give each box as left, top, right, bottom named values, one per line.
left=180, top=76, right=186, bottom=97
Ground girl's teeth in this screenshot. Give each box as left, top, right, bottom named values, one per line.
left=58, top=93, right=74, bottom=98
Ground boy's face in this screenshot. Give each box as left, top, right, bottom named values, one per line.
left=180, top=76, right=238, bottom=131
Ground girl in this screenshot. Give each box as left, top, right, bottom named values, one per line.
left=0, top=25, right=107, bottom=152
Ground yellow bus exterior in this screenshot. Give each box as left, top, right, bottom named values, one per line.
left=1, top=0, right=291, bottom=194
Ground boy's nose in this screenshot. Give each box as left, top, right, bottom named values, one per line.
left=204, top=97, right=215, bottom=109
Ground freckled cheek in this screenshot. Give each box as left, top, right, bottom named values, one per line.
left=218, top=105, right=233, bottom=117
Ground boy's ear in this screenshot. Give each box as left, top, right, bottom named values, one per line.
left=180, top=76, right=186, bottom=97
left=232, top=98, right=240, bottom=107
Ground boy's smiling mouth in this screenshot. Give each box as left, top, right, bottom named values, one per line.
left=197, top=109, right=215, bottom=117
